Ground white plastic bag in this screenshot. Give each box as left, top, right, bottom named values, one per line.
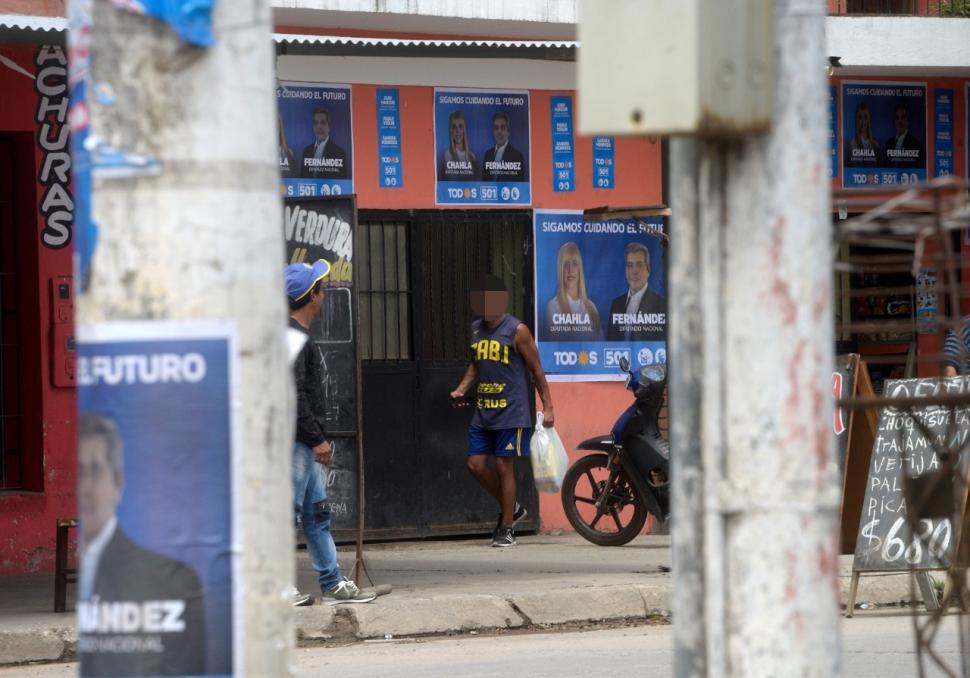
left=529, top=412, right=569, bottom=493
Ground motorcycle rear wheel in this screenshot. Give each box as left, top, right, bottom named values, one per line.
left=561, top=454, right=647, bottom=547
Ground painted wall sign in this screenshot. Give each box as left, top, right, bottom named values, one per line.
left=278, top=82, right=354, bottom=198
left=433, top=88, right=531, bottom=206
left=550, top=95, right=575, bottom=193
left=35, top=45, right=73, bottom=250
left=376, top=88, right=403, bottom=189
left=534, top=210, right=667, bottom=382
left=77, top=320, right=240, bottom=678
left=592, top=136, right=615, bottom=189
left=842, top=81, right=927, bottom=188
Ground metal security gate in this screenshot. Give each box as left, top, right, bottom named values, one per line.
left=354, top=210, right=538, bottom=541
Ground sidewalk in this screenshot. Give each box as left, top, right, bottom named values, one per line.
left=0, top=533, right=929, bottom=667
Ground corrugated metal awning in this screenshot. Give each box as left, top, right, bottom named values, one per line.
left=0, top=14, right=576, bottom=58
left=0, top=13, right=67, bottom=42
left=274, top=32, right=576, bottom=50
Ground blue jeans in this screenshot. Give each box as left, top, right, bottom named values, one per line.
left=292, top=442, right=342, bottom=591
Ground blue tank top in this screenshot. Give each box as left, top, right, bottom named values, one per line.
left=470, top=315, right=532, bottom=430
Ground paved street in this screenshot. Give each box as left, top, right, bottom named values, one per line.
left=2, top=612, right=963, bottom=677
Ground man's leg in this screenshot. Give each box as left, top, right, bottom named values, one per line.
left=467, top=454, right=502, bottom=502
left=494, top=457, right=517, bottom=528
left=466, top=426, right=503, bottom=502
left=293, top=442, right=342, bottom=592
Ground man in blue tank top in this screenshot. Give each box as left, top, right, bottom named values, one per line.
left=450, top=274, right=555, bottom=547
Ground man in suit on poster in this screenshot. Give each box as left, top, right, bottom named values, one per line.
left=883, top=103, right=924, bottom=169
left=77, top=411, right=207, bottom=677
left=481, top=111, right=527, bottom=182
left=301, top=107, right=350, bottom=180
left=606, top=242, right=667, bottom=342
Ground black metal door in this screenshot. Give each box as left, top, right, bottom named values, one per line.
left=358, top=210, right=537, bottom=540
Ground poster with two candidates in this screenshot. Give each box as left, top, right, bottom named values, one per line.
left=842, top=81, right=927, bottom=188
left=434, top=88, right=531, bottom=206
left=534, top=210, right=667, bottom=382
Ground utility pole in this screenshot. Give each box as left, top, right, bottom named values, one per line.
left=72, top=2, right=292, bottom=676
left=669, top=1, right=842, bottom=676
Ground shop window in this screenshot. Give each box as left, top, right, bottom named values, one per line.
left=357, top=220, right=412, bottom=360
left=0, top=137, right=23, bottom=489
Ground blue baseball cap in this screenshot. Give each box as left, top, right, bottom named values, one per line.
left=285, top=260, right=331, bottom=302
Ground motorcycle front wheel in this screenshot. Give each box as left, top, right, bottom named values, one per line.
left=561, top=454, right=647, bottom=547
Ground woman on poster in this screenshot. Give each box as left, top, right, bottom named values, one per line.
left=438, top=110, right=478, bottom=181
left=544, top=242, right=603, bottom=342
left=844, top=101, right=882, bottom=168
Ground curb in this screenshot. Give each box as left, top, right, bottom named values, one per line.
left=0, top=627, right=76, bottom=666
left=0, top=578, right=928, bottom=667
left=295, top=585, right=670, bottom=644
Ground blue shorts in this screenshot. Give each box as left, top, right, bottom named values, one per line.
left=468, top=426, right=532, bottom=458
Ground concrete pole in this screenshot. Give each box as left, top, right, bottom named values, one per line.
left=669, top=2, right=842, bottom=676
left=75, top=2, right=293, bottom=676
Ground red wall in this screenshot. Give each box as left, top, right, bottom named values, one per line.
left=0, top=44, right=76, bottom=574
left=347, top=84, right=661, bottom=211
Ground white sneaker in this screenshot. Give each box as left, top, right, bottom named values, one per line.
left=289, top=586, right=313, bottom=606
left=321, top=579, right=377, bottom=604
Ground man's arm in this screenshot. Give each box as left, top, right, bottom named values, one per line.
left=515, top=323, right=554, bottom=427
left=450, top=362, right=478, bottom=406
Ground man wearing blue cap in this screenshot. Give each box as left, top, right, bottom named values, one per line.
left=286, top=260, right=375, bottom=605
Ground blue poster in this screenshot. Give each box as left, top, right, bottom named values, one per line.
left=550, top=96, right=575, bottom=193
left=534, top=210, right=667, bottom=382
left=829, top=86, right=838, bottom=179
left=278, top=81, right=354, bottom=198
left=376, top=88, right=403, bottom=189
left=592, top=137, right=615, bottom=189
left=934, top=89, right=953, bottom=178
left=377, top=89, right=404, bottom=188
left=76, top=321, right=238, bottom=678
left=434, top=88, right=531, bottom=205
left=842, top=81, right=927, bottom=188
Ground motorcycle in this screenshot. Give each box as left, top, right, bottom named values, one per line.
left=560, top=356, right=670, bottom=546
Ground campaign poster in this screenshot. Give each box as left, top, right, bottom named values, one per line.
left=933, top=88, right=953, bottom=178
left=376, top=88, right=403, bottom=189
left=534, top=210, right=667, bottom=382
left=76, top=320, right=239, bottom=678
left=828, top=85, right=838, bottom=179
left=841, top=81, right=927, bottom=188
left=277, top=81, right=354, bottom=198
left=550, top=95, right=575, bottom=193
left=592, top=137, right=615, bottom=189
left=434, top=88, right=531, bottom=206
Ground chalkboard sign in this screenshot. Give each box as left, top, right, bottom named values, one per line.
left=284, top=195, right=360, bottom=533
left=853, top=375, right=970, bottom=572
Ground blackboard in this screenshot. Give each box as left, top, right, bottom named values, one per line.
left=853, top=375, right=970, bottom=571
left=284, top=195, right=359, bottom=533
